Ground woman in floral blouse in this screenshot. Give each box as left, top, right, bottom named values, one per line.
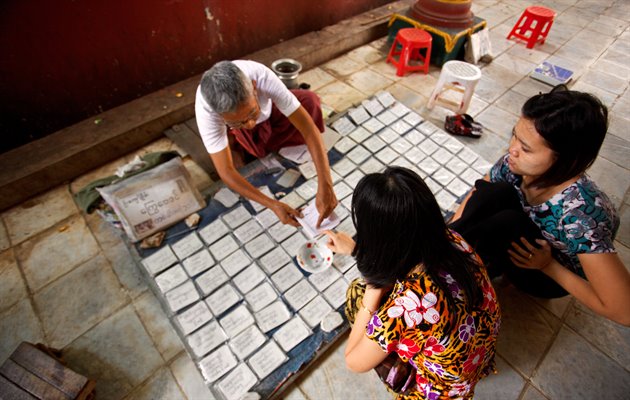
left=450, top=85, right=630, bottom=326
left=324, top=167, right=500, bottom=399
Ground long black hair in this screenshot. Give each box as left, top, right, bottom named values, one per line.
left=351, top=167, right=482, bottom=311
left=521, top=84, right=608, bottom=188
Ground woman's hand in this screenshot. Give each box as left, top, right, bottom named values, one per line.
left=508, top=237, right=553, bottom=270
left=271, top=201, right=302, bottom=227
left=323, top=230, right=355, bottom=255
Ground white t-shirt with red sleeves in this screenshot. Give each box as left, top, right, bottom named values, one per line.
left=195, top=60, right=301, bottom=154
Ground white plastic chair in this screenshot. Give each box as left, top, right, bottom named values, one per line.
left=427, top=60, right=482, bottom=114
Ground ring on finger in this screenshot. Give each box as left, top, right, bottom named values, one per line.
left=528, top=253, right=533, bottom=260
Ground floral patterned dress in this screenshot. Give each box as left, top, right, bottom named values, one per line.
left=490, top=154, right=619, bottom=277
left=365, top=232, right=500, bottom=399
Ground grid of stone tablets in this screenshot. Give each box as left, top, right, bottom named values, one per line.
left=140, top=91, right=493, bottom=400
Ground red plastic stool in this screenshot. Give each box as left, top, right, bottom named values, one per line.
left=507, top=6, right=556, bottom=49
left=387, top=28, right=432, bottom=76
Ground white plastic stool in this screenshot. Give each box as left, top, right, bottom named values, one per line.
left=427, top=60, right=482, bottom=114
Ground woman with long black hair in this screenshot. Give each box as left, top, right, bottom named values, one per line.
left=325, top=167, right=500, bottom=399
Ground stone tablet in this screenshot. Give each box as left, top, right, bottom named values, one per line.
left=281, top=231, right=307, bottom=258
left=206, top=283, right=241, bottom=316
left=255, top=208, right=277, bottom=229
left=142, top=245, right=177, bottom=276
left=375, top=147, right=398, bottom=164
left=271, top=263, right=304, bottom=293
left=248, top=341, right=287, bottom=380
left=213, top=187, right=240, bottom=208
left=268, top=221, right=298, bottom=243
left=220, top=248, right=251, bottom=277
left=171, top=232, right=204, bottom=260
left=363, top=135, right=386, bottom=153
left=244, top=234, right=275, bottom=259
left=348, top=106, right=371, bottom=125
left=448, top=177, right=471, bottom=198
left=259, top=247, right=292, bottom=275
left=245, top=281, right=278, bottom=312
left=234, top=219, right=263, bottom=244
left=255, top=300, right=291, bottom=332
left=376, top=110, right=398, bottom=126
left=323, top=278, right=349, bottom=309
left=182, top=249, right=215, bottom=277
left=187, top=320, right=227, bottom=358
left=284, top=279, right=317, bottom=311
left=348, top=126, right=370, bottom=143
left=165, top=281, right=200, bottom=313
left=378, top=127, right=400, bottom=144
left=308, top=266, right=342, bottom=291
left=362, top=98, right=384, bottom=116
left=155, top=264, right=188, bottom=293
left=198, top=218, right=230, bottom=246
left=331, top=116, right=356, bottom=135
left=217, top=363, right=258, bottom=400
left=198, top=344, right=237, bottom=383
left=233, top=263, right=266, bottom=294
left=222, top=205, right=251, bottom=229
left=177, top=301, right=213, bottom=335
left=196, top=265, right=229, bottom=296
left=209, top=235, right=239, bottom=261
left=299, top=295, right=333, bottom=328
left=273, top=316, right=311, bottom=352
left=219, top=304, right=255, bottom=338
left=333, top=136, right=357, bottom=154
left=229, top=324, right=267, bottom=360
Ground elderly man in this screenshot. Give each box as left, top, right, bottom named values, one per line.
left=195, top=60, right=337, bottom=227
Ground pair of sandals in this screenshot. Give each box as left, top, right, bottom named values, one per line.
left=444, top=114, right=483, bottom=139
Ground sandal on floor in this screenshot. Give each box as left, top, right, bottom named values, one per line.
left=444, top=114, right=483, bottom=138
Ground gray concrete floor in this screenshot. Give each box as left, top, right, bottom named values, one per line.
left=2, top=0, right=630, bottom=399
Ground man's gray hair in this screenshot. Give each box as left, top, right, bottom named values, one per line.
left=199, top=61, right=253, bottom=113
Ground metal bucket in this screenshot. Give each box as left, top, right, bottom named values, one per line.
left=271, top=58, right=302, bottom=89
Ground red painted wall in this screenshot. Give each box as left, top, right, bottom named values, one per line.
left=0, top=0, right=393, bottom=153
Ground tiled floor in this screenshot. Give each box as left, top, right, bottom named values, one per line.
left=1, top=0, right=629, bottom=398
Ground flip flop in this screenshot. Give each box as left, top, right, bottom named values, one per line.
left=444, top=114, right=482, bottom=139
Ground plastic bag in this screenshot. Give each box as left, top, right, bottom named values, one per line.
left=97, top=157, right=205, bottom=242
left=465, top=28, right=493, bottom=64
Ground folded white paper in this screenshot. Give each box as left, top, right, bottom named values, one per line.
left=296, top=201, right=340, bottom=239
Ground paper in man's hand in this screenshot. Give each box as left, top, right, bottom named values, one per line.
left=296, top=201, right=340, bottom=238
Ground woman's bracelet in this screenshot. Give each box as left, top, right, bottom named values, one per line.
left=360, top=299, right=375, bottom=315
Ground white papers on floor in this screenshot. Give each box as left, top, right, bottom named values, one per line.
left=279, top=144, right=311, bottom=164
left=214, top=187, right=240, bottom=208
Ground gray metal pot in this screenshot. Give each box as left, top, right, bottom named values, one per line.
left=271, top=58, right=302, bottom=89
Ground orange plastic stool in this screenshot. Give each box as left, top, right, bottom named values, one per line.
left=387, top=28, right=432, bottom=76
left=507, top=6, right=556, bottom=49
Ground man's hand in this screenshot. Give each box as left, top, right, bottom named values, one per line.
left=508, top=237, right=553, bottom=270
left=271, top=201, right=302, bottom=227
left=315, top=183, right=338, bottom=228
left=323, top=230, right=355, bottom=255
